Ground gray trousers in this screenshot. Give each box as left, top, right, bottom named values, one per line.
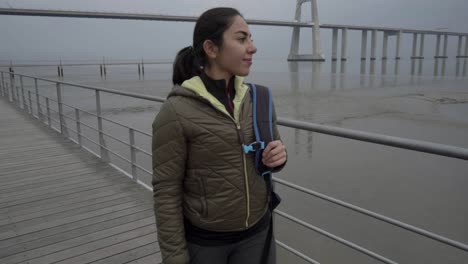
left=187, top=225, right=276, bottom=264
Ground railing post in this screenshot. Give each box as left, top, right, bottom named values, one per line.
left=20, top=76, right=26, bottom=109
left=96, top=90, right=109, bottom=162
left=56, top=82, right=67, bottom=137
left=8, top=71, right=14, bottom=102
left=129, top=128, right=138, bottom=182
left=75, top=108, right=82, bottom=146
left=35, top=78, right=42, bottom=121
left=15, top=77, right=19, bottom=106
left=360, top=30, right=367, bottom=61
left=46, top=97, right=51, bottom=128
left=28, top=90, right=33, bottom=114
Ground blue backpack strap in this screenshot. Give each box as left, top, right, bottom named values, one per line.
left=244, top=83, right=281, bottom=210
left=242, top=83, right=273, bottom=175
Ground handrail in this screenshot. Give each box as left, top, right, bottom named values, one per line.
left=2, top=71, right=468, bottom=263
left=4, top=71, right=467, bottom=160
left=277, top=118, right=468, bottom=161
left=274, top=177, right=468, bottom=252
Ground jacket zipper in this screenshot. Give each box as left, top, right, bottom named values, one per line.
left=236, top=124, right=250, bottom=228
left=198, top=93, right=251, bottom=229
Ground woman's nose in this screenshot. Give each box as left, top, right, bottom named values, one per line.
left=248, top=42, right=257, bottom=54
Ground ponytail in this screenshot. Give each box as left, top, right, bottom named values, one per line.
left=172, top=46, right=202, bottom=85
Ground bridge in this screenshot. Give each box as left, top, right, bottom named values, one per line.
left=1, top=0, right=468, bottom=62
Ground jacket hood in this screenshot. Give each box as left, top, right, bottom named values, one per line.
left=168, top=75, right=250, bottom=122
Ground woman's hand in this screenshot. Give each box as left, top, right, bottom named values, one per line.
left=262, top=140, right=287, bottom=168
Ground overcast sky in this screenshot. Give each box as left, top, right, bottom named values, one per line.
left=1, top=0, right=467, bottom=62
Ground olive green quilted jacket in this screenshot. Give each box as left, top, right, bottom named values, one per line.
left=152, top=75, right=283, bottom=264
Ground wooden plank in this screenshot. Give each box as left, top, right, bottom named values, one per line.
left=90, top=242, right=160, bottom=264
left=0, top=172, right=131, bottom=202
left=0, top=156, right=103, bottom=176
left=0, top=163, right=108, bottom=186
left=0, top=145, right=71, bottom=158
left=0, top=209, right=154, bottom=253
left=0, top=181, right=143, bottom=215
left=0, top=217, right=156, bottom=264
left=0, top=177, right=133, bottom=207
left=23, top=227, right=157, bottom=264
left=0, top=158, right=102, bottom=177
left=0, top=153, right=82, bottom=170
left=0, top=199, right=149, bottom=236
left=0, top=167, right=108, bottom=192
left=0, top=200, right=153, bottom=241
left=0, top=183, right=144, bottom=217
left=125, top=252, right=163, bottom=264
left=1, top=194, right=139, bottom=226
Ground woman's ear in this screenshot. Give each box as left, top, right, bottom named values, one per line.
left=203, top=40, right=219, bottom=59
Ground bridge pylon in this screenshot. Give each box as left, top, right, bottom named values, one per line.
left=288, top=0, right=325, bottom=61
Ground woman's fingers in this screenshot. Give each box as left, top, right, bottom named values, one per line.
left=262, top=140, right=286, bottom=167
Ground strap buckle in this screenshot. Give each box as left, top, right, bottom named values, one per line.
left=242, top=141, right=265, bottom=154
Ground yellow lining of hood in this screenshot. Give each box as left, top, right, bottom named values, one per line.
left=181, top=76, right=249, bottom=122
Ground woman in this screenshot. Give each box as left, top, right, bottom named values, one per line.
left=152, top=7, right=287, bottom=264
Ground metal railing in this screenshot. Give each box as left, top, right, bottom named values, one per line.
left=1, top=70, right=467, bottom=264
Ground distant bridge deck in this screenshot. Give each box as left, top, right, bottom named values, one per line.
left=0, top=98, right=161, bottom=264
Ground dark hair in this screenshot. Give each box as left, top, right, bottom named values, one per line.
left=172, top=7, right=242, bottom=85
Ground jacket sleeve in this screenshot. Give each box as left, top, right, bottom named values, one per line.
left=271, top=101, right=287, bottom=173
left=152, top=100, right=189, bottom=264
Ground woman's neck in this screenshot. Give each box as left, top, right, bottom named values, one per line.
left=204, top=67, right=232, bottom=88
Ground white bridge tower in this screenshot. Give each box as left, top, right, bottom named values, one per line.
left=288, top=0, right=325, bottom=61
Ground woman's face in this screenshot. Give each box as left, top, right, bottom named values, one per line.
left=208, top=15, right=257, bottom=79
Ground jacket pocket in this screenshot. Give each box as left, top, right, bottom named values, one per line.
left=197, top=177, right=208, bottom=217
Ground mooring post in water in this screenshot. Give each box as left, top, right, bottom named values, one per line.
left=138, top=63, right=141, bottom=77
left=59, top=59, right=64, bottom=77
left=141, top=58, right=145, bottom=76
left=100, top=64, right=103, bottom=77
left=102, top=57, right=107, bottom=78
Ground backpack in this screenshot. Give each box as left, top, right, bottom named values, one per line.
left=243, top=83, right=281, bottom=210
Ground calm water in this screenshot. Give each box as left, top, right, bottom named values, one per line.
left=2, top=57, right=468, bottom=263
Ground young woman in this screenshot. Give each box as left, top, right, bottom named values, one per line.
left=152, top=7, right=287, bottom=264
